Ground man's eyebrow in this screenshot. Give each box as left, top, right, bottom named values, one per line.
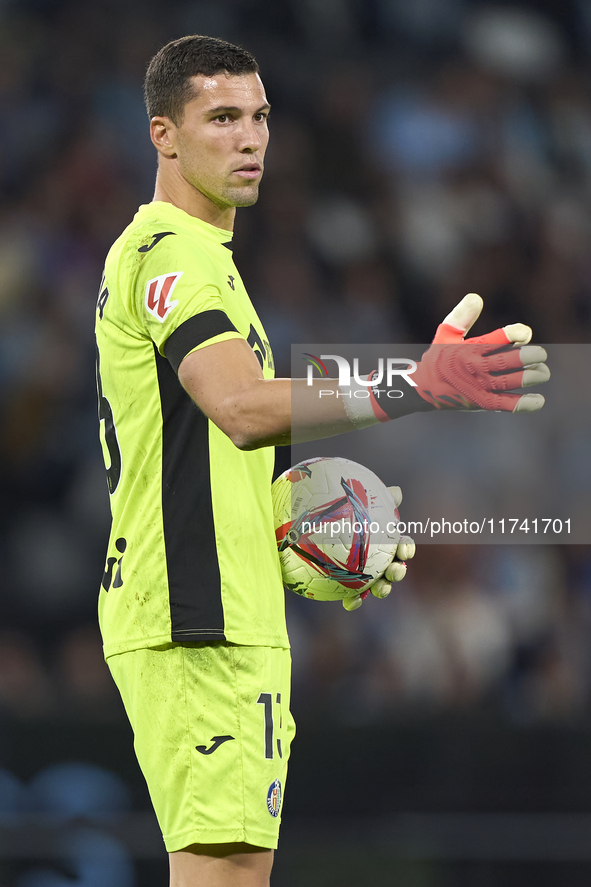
left=206, top=103, right=271, bottom=116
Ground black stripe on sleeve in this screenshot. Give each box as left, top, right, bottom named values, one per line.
left=164, top=310, right=239, bottom=374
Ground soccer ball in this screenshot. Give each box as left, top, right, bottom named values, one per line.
left=272, top=457, right=401, bottom=602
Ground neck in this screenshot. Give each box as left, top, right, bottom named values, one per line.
left=153, top=167, right=236, bottom=231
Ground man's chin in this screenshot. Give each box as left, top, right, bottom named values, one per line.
left=227, top=185, right=260, bottom=208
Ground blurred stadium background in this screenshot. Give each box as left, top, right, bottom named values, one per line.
left=1, top=0, right=591, bottom=884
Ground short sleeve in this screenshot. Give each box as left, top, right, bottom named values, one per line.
left=133, top=232, right=242, bottom=367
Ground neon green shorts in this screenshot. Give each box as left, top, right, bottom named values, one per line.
left=107, top=642, right=294, bottom=852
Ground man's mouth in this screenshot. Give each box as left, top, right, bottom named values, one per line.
left=233, top=164, right=262, bottom=180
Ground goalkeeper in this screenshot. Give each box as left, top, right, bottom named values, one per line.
left=95, top=34, right=549, bottom=887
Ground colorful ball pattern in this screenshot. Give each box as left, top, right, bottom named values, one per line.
left=272, top=457, right=401, bottom=602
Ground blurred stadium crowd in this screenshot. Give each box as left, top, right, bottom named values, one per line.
left=1, top=0, right=591, bottom=733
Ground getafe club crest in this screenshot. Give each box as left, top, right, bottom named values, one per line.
left=266, top=779, right=281, bottom=817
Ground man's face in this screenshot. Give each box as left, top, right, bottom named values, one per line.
left=171, top=72, right=270, bottom=211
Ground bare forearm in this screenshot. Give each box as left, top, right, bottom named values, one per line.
left=214, top=378, right=355, bottom=449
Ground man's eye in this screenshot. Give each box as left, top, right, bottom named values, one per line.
left=216, top=115, right=228, bottom=123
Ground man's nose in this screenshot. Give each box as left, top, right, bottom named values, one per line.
left=238, top=120, right=263, bottom=152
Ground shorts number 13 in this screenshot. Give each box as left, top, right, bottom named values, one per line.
left=257, top=692, right=283, bottom=760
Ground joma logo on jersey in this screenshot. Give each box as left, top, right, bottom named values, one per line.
left=144, top=272, right=183, bottom=322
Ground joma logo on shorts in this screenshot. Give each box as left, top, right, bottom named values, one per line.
left=195, top=735, right=235, bottom=755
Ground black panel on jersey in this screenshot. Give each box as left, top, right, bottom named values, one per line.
left=154, top=347, right=226, bottom=643
left=164, top=311, right=239, bottom=374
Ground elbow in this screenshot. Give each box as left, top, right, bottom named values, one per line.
left=230, top=426, right=289, bottom=450
left=228, top=427, right=266, bottom=451
left=215, top=394, right=284, bottom=450
left=216, top=393, right=271, bottom=450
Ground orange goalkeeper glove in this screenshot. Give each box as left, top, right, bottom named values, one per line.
left=412, top=293, right=550, bottom=413
left=362, top=293, right=549, bottom=422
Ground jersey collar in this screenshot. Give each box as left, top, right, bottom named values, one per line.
left=137, top=202, right=234, bottom=249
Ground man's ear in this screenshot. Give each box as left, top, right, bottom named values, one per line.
left=150, top=117, right=178, bottom=158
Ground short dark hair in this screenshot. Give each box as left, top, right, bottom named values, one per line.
left=144, top=35, right=260, bottom=124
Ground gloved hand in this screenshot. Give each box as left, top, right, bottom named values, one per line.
left=343, top=485, right=415, bottom=610
left=413, top=293, right=550, bottom=413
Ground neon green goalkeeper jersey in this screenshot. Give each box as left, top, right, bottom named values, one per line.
left=95, top=202, right=288, bottom=657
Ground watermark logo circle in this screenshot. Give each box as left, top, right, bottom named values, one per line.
left=266, top=779, right=282, bottom=817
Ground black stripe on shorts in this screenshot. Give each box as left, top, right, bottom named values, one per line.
left=164, top=311, right=239, bottom=374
